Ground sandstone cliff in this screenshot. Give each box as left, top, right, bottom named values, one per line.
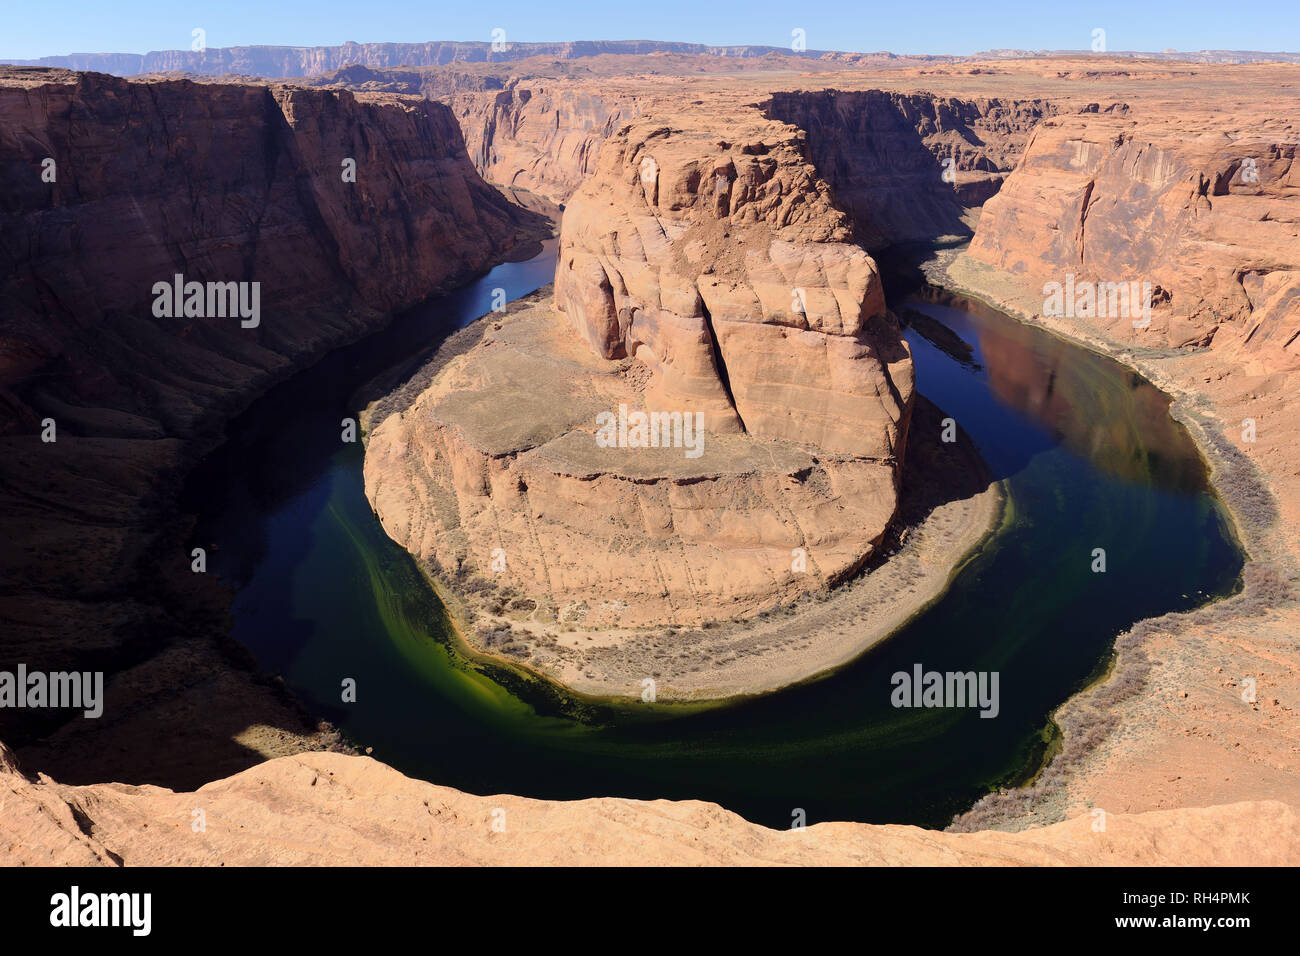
left=765, top=90, right=1057, bottom=247
left=967, top=110, right=1300, bottom=360
left=448, top=85, right=641, bottom=204
left=555, top=113, right=913, bottom=454
left=0, top=67, right=541, bottom=776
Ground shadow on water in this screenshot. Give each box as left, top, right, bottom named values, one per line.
left=185, top=244, right=1243, bottom=829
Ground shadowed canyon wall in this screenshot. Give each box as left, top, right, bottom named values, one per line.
left=0, top=67, right=542, bottom=767
left=764, top=90, right=1057, bottom=247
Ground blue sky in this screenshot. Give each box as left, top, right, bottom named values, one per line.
left=3, top=0, right=1297, bottom=60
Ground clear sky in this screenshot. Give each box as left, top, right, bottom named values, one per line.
left=2, top=0, right=1297, bottom=60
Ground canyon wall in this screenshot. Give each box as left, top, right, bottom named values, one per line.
left=439, top=85, right=1052, bottom=239
left=446, top=86, right=640, bottom=205
left=0, top=67, right=540, bottom=764
left=966, top=110, right=1300, bottom=363
left=765, top=90, right=1057, bottom=247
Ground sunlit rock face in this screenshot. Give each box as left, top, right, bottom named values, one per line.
left=554, top=112, right=913, bottom=459
left=366, top=105, right=915, bottom=646
left=968, top=111, right=1300, bottom=366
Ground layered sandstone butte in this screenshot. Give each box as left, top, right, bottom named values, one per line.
left=0, top=67, right=540, bottom=771
left=555, top=114, right=913, bottom=453
left=967, top=109, right=1300, bottom=362
left=366, top=109, right=914, bottom=652
left=3, top=742, right=1297, bottom=865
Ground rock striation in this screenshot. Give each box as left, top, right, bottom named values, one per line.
left=967, top=110, right=1300, bottom=362
left=448, top=85, right=641, bottom=205
left=764, top=90, right=1057, bottom=246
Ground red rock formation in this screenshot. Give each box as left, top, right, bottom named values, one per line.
left=363, top=105, right=917, bottom=683
left=555, top=112, right=913, bottom=457
left=447, top=85, right=640, bottom=205
left=968, top=110, right=1300, bottom=363
left=765, top=90, right=1057, bottom=247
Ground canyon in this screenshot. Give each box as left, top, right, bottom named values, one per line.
left=0, top=65, right=547, bottom=783
left=2, top=52, right=1299, bottom=864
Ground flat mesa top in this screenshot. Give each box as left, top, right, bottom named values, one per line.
left=422, top=300, right=824, bottom=480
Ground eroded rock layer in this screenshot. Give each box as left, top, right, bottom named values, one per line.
left=366, top=109, right=915, bottom=642
left=764, top=90, right=1057, bottom=246
left=555, top=113, right=913, bottom=456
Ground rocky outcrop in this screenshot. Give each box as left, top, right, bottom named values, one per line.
left=555, top=113, right=913, bottom=456
left=364, top=108, right=916, bottom=692
left=0, top=67, right=541, bottom=761
left=967, top=110, right=1300, bottom=363
left=3, top=742, right=1296, bottom=865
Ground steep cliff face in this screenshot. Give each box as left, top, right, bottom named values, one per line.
left=439, top=86, right=1054, bottom=239
left=967, top=111, right=1300, bottom=363
left=765, top=90, right=1056, bottom=247
left=436, top=85, right=1052, bottom=228
left=0, top=69, right=530, bottom=362
left=447, top=85, right=640, bottom=205
left=0, top=67, right=540, bottom=756
left=555, top=112, right=913, bottom=456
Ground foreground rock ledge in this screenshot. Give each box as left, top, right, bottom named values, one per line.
left=3, top=745, right=1295, bottom=866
